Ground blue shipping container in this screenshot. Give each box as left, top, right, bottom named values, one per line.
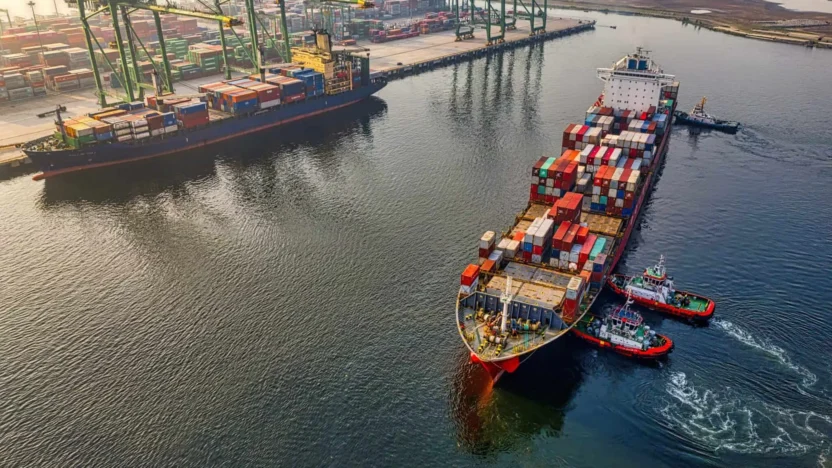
left=162, top=112, right=177, bottom=126
left=231, top=98, right=257, bottom=113
left=176, top=102, right=208, bottom=115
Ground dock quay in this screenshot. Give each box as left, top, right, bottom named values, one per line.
left=355, top=18, right=595, bottom=80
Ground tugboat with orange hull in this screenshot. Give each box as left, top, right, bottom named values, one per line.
left=607, top=256, right=715, bottom=322
left=572, top=295, right=673, bottom=359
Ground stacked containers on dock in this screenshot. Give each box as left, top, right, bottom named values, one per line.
left=460, top=264, right=479, bottom=295
left=478, top=231, right=495, bottom=263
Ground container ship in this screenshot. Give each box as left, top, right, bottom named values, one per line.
left=455, top=48, right=680, bottom=381
left=23, top=31, right=386, bottom=180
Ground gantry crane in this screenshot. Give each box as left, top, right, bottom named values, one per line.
left=67, top=0, right=374, bottom=107
left=453, top=0, right=546, bottom=44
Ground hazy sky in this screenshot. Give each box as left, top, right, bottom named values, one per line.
left=3, top=0, right=75, bottom=21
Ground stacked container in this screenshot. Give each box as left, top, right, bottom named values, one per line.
left=478, top=231, right=495, bottom=263
left=529, top=150, right=580, bottom=205
left=173, top=101, right=209, bottom=128
left=550, top=192, right=582, bottom=225
left=460, top=264, right=479, bottom=295
left=524, top=217, right=555, bottom=264
left=561, top=277, right=584, bottom=323
left=561, top=124, right=604, bottom=153
left=662, top=82, right=680, bottom=101
left=589, top=165, right=641, bottom=216
left=601, top=131, right=656, bottom=162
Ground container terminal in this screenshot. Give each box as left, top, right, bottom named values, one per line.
left=0, top=0, right=592, bottom=176
left=455, top=48, right=680, bottom=381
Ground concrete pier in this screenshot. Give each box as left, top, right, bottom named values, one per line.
left=355, top=17, right=595, bottom=79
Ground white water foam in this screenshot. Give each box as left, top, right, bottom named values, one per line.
left=713, top=319, right=818, bottom=389
left=662, top=372, right=832, bottom=455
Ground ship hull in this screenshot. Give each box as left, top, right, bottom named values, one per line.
left=25, top=82, right=386, bottom=180
left=607, top=274, right=715, bottom=321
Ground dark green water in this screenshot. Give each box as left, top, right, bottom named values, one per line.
left=1, top=11, right=831, bottom=467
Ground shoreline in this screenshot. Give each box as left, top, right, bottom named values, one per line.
left=545, top=1, right=832, bottom=49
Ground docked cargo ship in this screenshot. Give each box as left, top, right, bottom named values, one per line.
left=455, top=48, right=680, bottom=381
left=23, top=32, right=386, bottom=180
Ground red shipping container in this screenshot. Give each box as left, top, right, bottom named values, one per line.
left=552, top=221, right=571, bottom=251
left=576, top=226, right=590, bottom=244
left=478, top=247, right=491, bottom=259
left=529, top=184, right=537, bottom=201
left=563, top=224, right=580, bottom=250
left=532, top=156, right=547, bottom=177
left=481, top=259, right=496, bottom=273
left=180, top=112, right=209, bottom=128
left=579, top=234, right=597, bottom=266
left=532, top=245, right=543, bottom=255
left=576, top=125, right=588, bottom=142
left=461, top=264, right=479, bottom=286
left=513, top=231, right=525, bottom=243
left=283, top=93, right=305, bottom=103
left=522, top=251, right=532, bottom=262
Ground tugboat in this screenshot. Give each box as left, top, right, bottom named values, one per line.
left=673, top=97, right=740, bottom=134
left=572, top=293, right=673, bottom=359
left=607, top=256, right=716, bottom=321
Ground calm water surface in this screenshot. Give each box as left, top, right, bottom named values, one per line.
left=1, top=12, right=831, bottom=467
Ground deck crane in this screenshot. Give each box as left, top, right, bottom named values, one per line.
left=500, top=276, right=514, bottom=334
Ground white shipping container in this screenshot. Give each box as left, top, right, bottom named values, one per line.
left=608, top=188, right=616, bottom=198
left=506, top=240, right=520, bottom=258
left=558, top=259, right=569, bottom=269
left=479, top=231, right=495, bottom=249
left=559, top=251, right=569, bottom=262
left=259, top=98, right=281, bottom=109
left=134, top=131, right=150, bottom=139
left=615, top=198, right=624, bottom=208
left=531, top=254, right=542, bottom=264
left=117, top=134, right=133, bottom=142
left=164, top=125, right=178, bottom=133
left=150, top=129, right=165, bottom=136
left=497, top=238, right=511, bottom=252
left=591, top=195, right=600, bottom=204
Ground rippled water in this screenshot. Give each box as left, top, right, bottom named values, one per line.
left=1, top=11, right=831, bottom=467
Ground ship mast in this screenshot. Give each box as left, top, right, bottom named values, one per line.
left=500, top=276, right=514, bottom=333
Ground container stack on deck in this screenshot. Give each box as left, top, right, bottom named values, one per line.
left=461, top=80, right=679, bottom=326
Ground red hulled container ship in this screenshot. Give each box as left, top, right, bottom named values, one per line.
left=455, top=48, right=680, bottom=381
